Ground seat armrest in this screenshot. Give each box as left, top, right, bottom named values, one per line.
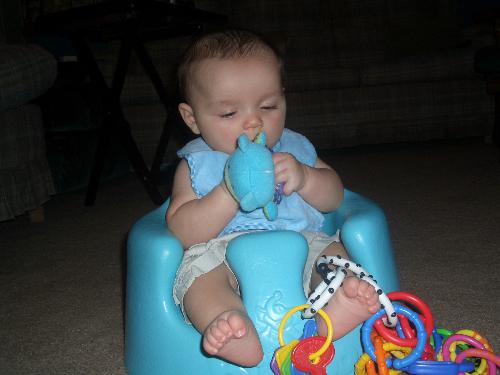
left=127, top=201, right=184, bottom=320
left=323, top=189, right=400, bottom=291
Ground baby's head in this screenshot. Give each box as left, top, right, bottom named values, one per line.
left=178, top=29, right=284, bottom=103
left=177, top=29, right=286, bottom=154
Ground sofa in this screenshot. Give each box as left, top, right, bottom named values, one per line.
left=65, top=0, right=495, bottom=164
left=0, top=2, right=57, bottom=221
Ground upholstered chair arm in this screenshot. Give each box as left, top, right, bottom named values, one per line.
left=0, top=44, right=57, bottom=111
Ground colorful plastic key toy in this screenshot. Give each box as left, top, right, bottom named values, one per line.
left=291, top=336, right=334, bottom=375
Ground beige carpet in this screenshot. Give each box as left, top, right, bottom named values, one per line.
left=1, top=138, right=499, bottom=374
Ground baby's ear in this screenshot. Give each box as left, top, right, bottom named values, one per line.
left=178, top=103, right=200, bottom=134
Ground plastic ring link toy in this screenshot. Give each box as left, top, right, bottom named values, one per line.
left=362, top=304, right=427, bottom=370
left=455, top=348, right=500, bottom=375
left=373, top=292, right=434, bottom=351
left=278, top=304, right=333, bottom=364
left=303, top=255, right=398, bottom=329
left=439, top=329, right=494, bottom=375
left=430, top=328, right=454, bottom=353
left=392, top=330, right=478, bottom=375
left=399, top=328, right=473, bottom=375
left=441, top=334, right=497, bottom=375
left=374, top=334, right=400, bottom=375
left=356, top=332, right=411, bottom=375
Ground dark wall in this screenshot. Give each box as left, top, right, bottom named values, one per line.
left=0, top=0, right=25, bottom=43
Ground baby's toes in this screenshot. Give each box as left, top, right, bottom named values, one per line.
left=360, top=281, right=380, bottom=300
left=215, top=318, right=233, bottom=337
left=226, top=312, right=247, bottom=338
left=211, top=327, right=226, bottom=344
left=368, top=299, right=381, bottom=313
left=365, top=291, right=381, bottom=312
left=342, top=276, right=361, bottom=298
left=356, top=279, right=370, bottom=295
left=368, top=303, right=380, bottom=314
left=204, top=333, right=222, bottom=355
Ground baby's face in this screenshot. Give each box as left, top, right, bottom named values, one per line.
left=184, top=51, right=286, bottom=154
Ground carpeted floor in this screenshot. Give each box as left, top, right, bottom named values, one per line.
left=1, top=138, right=499, bottom=374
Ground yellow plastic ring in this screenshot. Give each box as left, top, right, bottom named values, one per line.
left=278, top=304, right=333, bottom=362
left=356, top=352, right=403, bottom=375
left=355, top=353, right=372, bottom=375
left=383, top=342, right=412, bottom=359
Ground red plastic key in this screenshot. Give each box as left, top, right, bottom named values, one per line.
left=291, top=336, right=334, bottom=375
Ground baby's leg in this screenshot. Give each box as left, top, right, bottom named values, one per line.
left=183, top=263, right=263, bottom=367
left=309, top=242, right=380, bottom=339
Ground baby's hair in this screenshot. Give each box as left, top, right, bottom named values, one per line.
left=178, top=29, right=284, bottom=102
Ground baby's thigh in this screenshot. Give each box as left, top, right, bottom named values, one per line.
left=319, top=241, right=348, bottom=259
left=185, top=263, right=238, bottom=302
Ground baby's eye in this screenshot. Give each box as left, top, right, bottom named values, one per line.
left=261, top=105, right=278, bottom=111
left=220, top=111, right=236, bottom=119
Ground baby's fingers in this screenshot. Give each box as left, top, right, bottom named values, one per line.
left=275, top=170, right=298, bottom=195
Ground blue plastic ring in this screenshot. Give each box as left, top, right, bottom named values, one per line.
left=402, top=359, right=475, bottom=374
left=361, top=304, right=427, bottom=370
left=432, top=328, right=443, bottom=354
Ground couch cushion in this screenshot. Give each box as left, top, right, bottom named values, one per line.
left=283, top=32, right=360, bottom=91
left=361, top=49, right=478, bottom=86
left=285, top=78, right=494, bottom=149
left=285, top=60, right=359, bottom=92
left=0, top=44, right=57, bottom=111
left=328, top=0, right=465, bottom=67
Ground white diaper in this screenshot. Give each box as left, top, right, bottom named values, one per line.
left=173, top=230, right=340, bottom=323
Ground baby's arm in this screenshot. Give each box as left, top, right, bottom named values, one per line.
left=273, top=153, right=343, bottom=212
left=166, top=159, right=239, bottom=248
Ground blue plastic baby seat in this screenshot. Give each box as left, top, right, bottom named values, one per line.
left=125, top=189, right=399, bottom=374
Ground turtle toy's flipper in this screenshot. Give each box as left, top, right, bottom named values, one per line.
left=263, top=201, right=278, bottom=221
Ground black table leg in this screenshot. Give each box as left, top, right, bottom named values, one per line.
left=494, top=94, right=500, bottom=147
left=134, top=41, right=176, bottom=183
left=72, top=31, right=165, bottom=206
left=85, top=120, right=111, bottom=206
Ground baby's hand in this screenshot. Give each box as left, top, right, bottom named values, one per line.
left=273, top=152, right=307, bottom=196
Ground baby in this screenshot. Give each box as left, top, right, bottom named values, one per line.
left=167, top=29, right=381, bottom=367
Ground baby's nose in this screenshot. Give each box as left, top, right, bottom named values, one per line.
left=243, top=113, right=263, bottom=130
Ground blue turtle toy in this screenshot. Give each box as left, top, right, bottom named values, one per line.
left=224, top=132, right=278, bottom=220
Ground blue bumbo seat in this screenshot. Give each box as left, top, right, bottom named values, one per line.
left=125, top=189, right=399, bottom=374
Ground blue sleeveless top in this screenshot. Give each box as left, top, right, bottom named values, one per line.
left=177, top=128, right=325, bottom=237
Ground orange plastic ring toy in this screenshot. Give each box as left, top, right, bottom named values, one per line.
left=374, top=335, right=390, bottom=375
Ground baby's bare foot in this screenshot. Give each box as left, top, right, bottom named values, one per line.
left=317, top=276, right=380, bottom=339
left=203, top=310, right=263, bottom=367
